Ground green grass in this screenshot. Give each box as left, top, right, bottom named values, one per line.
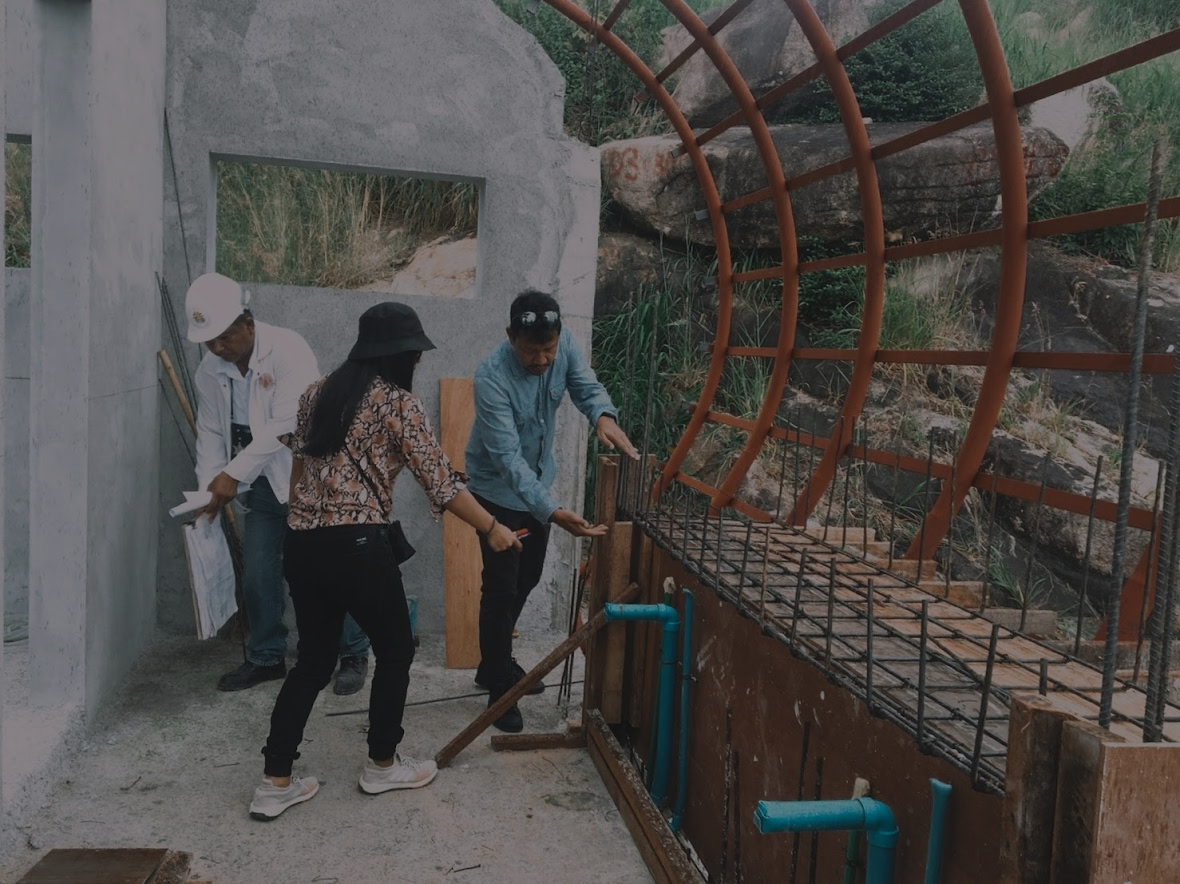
left=4, top=143, right=32, bottom=268
left=992, top=0, right=1180, bottom=269
left=214, top=161, right=478, bottom=288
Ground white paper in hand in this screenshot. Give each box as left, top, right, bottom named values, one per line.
left=181, top=513, right=238, bottom=639
left=169, top=491, right=213, bottom=518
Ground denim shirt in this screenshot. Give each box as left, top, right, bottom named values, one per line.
left=466, top=327, right=617, bottom=521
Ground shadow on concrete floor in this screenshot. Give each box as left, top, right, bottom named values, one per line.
left=0, top=629, right=653, bottom=883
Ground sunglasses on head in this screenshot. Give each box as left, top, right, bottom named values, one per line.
left=516, top=310, right=559, bottom=327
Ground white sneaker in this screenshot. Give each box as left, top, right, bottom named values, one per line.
left=248, top=774, right=319, bottom=820
left=359, top=754, right=438, bottom=794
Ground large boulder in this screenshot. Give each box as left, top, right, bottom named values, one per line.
left=964, top=244, right=1180, bottom=458
left=658, top=0, right=871, bottom=128
left=602, top=123, right=1068, bottom=248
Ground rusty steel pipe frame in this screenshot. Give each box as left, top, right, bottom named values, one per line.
left=542, top=1, right=1180, bottom=622
left=640, top=0, right=800, bottom=506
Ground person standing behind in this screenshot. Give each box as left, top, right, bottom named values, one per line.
left=185, top=272, right=371, bottom=694
left=248, top=301, right=521, bottom=820
left=466, top=290, right=639, bottom=733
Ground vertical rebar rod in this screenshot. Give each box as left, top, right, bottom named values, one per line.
left=944, top=458, right=957, bottom=599
left=738, top=521, right=753, bottom=602
left=841, top=418, right=854, bottom=548
left=971, top=624, right=1001, bottom=785
left=916, top=432, right=937, bottom=584
left=825, top=418, right=845, bottom=542
left=1133, top=461, right=1166, bottom=683
left=1103, top=135, right=1168, bottom=729
left=716, top=507, right=725, bottom=594
left=792, top=408, right=802, bottom=524
left=981, top=448, right=1003, bottom=614
left=1020, top=453, right=1052, bottom=633
left=917, top=600, right=929, bottom=748
left=758, top=524, right=772, bottom=628
left=825, top=560, right=837, bottom=670
left=1074, top=456, right=1105, bottom=656
left=888, top=439, right=901, bottom=569
left=804, top=413, right=818, bottom=527
left=861, top=423, right=870, bottom=557
left=865, top=578, right=875, bottom=712
left=776, top=432, right=790, bottom=522
left=790, top=550, right=807, bottom=647
left=1145, top=359, right=1180, bottom=739
left=635, top=295, right=661, bottom=518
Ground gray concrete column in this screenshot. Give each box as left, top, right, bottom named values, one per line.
left=1, top=0, right=9, bottom=819
left=29, top=0, right=165, bottom=713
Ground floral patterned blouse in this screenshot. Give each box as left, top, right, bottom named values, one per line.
left=286, top=376, right=466, bottom=531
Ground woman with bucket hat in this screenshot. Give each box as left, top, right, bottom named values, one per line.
left=249, top=302, right=521, bottom=820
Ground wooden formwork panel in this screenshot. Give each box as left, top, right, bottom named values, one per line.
left=640, top=548, right=1006, bottom=884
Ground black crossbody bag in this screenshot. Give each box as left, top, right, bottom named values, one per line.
left=341, top=445, right=416, bottom=565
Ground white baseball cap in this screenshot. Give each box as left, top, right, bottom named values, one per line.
left=184, top=272, right=251, bottom=343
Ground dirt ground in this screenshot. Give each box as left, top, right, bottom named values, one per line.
left=0, top=627, right=654, bottom=884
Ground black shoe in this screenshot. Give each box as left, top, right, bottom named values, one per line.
left=333, top=655, right=369, bottom=696
left=474, top=658, right=544, bottom=696
left=218, top=661, right=286, bottom=692
left=488, top=688, right=524, bottom=733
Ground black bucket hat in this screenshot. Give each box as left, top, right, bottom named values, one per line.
left=348, top=302, right=436, bottom=360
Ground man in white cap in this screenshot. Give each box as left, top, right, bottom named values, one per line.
left=185, top=272, right=371, bottom=693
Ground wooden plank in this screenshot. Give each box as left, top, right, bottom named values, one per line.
left=1090, top=742, right=1180, bottom=882
left=440, top=377, right=481, bottom=669
left=490, top=731, right=587, bottom=752
left=585, top=710, right=706, bottom=884
left=588, top=456, right=631, bottom=722
left=435, top=583, right=638, bottom=769
left=18, top=848, right=168, bottom=884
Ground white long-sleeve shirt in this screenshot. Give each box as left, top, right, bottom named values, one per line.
left=193, top=320, right=319, bottom=503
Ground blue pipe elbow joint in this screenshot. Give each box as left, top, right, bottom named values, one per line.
left=754, top=797, right=898, bottom=842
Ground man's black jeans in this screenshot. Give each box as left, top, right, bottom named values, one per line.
left=474, top=494, right=551, bottom=690
left=262, top=524, right=415, bottom=777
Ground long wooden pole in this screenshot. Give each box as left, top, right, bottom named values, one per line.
left=158, top=348, right=239, bottom=534
left=159, top=349, right=196, bottom=433
left=435, top=582, right=639, bottom=768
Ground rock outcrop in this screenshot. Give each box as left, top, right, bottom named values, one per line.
left=602, top=123, right=1068, bottom=248
left=657, top=0, right=871, bottom=128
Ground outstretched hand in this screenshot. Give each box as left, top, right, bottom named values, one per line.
left=596, top=415, right=640, bottom=460
left=550, top=508, right=608, bottom=538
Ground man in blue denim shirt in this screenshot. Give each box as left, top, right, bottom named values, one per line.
left=466, top=290, right=638, bottom=732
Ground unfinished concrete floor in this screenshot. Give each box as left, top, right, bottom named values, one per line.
left=0, top=627, right=653, bottom=883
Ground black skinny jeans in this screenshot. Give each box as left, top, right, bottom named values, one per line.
left=474, top=494, right=551, bottom=690
left=262, top=524, right=414, bottom=777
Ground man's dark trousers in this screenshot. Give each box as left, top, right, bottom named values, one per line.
left=474, top=494, right=551, bottom=689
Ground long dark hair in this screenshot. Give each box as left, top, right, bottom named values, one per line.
left=302, top=351, right=420, bottom=457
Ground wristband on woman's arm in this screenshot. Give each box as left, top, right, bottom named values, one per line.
left=479, top=516, right=498, bottom=536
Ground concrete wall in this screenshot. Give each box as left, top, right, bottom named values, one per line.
left=28, top=0, right=165, bottom=712
left=1, top=0, right=8, bottom=821
left=2, top=269, right=27, bottom=640
left=3, top=0, right=30, bottom=137
left=160, top=0, right=601, bottom=637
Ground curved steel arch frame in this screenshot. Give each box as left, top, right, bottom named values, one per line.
left=543, top=0, right=1180, bottom=631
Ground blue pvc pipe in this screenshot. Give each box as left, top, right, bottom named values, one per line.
left=671, top=588, right=694, bottom=832
left=604, top=602, right=679, bottom=806
left=755, top=798, right=898, bottom=884
left=923, top=779, right=952, bottom=884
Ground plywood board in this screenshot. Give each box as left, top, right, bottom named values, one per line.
left=17, top=848, right=168, bottom=884
left=440, top=377, right=481, bottom=669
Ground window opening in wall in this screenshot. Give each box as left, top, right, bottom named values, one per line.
left=4, top=140, right=32, bottom=269
left=214, top=159, right=480, bottom=298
